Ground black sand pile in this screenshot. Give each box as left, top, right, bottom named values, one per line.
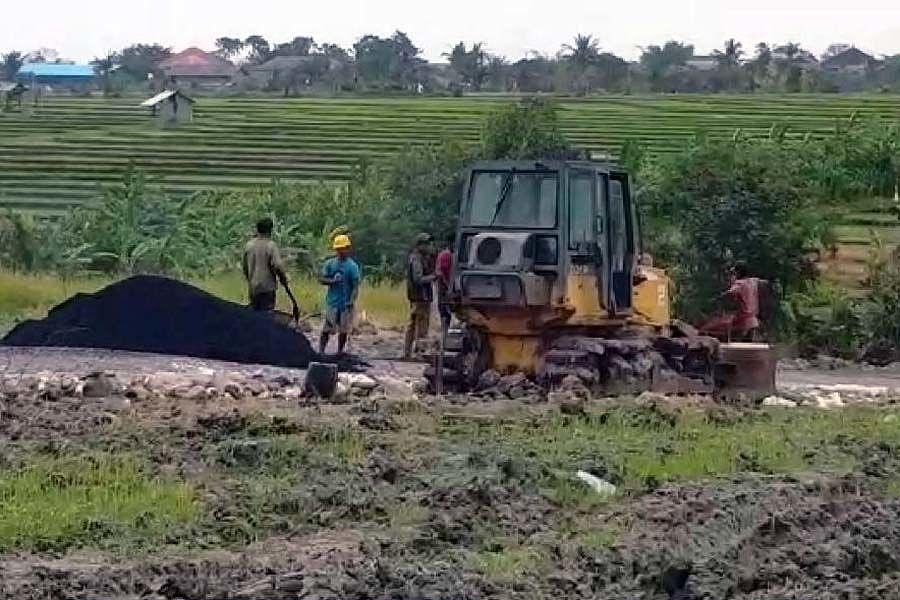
left=3, top=275, right=316, bottom=368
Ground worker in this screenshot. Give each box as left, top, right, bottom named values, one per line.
left=436, top=235, right=454, bottom=331
left=723, top=263, right=768, bottom=341
left=404, top=232, right=436, bottom=359
left=318, top=234, right=361, bottom=355
left=242, top=217, right=299, bottom=319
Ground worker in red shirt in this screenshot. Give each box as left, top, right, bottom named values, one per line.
left=723, top=263, right=767, bottom=341
left=436, top=235, right=454, bottom=331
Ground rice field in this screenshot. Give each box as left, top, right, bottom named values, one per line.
left=2, top=94, right=900, bottom=215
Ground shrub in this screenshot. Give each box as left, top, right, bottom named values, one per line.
left=481, top=98, right=574, bottom=160
left=860, top=245, right=900, bottom=363
left=638, top=136, right=829, bottom=322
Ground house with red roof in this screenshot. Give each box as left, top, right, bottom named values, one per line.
left=157, top=48, right=237, bottom=89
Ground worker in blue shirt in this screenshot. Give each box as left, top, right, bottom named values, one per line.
left=318, top=234, right=361, bottom=355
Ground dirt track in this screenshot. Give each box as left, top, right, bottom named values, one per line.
left=2, top=345, right=900, bottom=399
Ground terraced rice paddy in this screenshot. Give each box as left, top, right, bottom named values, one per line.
left=2, top=94, right=900, bottom=215
left=2, top=93, right=899, bottom=289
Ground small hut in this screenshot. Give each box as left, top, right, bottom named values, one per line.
left=1, top=83, right=28, bottom=109
left=140, top=89, right=195, bottom=127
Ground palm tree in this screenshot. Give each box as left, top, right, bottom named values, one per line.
left=747, top=42, right=773, bottom=89
left=713, top=38, right=743, bottom=68
left=773, top=42, right=804, bottom=91
left=775, top=42, right=802, bottom=62
left=90, top=52, right=118, bottom=96
left=562, top=34, right=600, bottom=69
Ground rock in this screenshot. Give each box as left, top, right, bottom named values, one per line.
left=233, top=577, right=277, bottom=599
left=574, top=368, right=598, bottom=385
left=380, top=375, right=416, bottom=400
left=884, top=414, right=898, bottom=424
left=575, top=471, right=617, bottom=498
left=762, top=396, right=798, bottom=408
left=246, top=380, right=266, bottom=396
left=224, top=382, right=243, bottom=398
left=305, top=362, right=339, bottom=398
left=146, top=372, right=193, bottom=390
left=347, top=374, right=378, bottom=391
left=497, top=372, right=528, bottom=395
left=476, top=370, right=501, bottom=390
left=412, top=379, right=429, bottom=395
left=38, top=385, right=61, bottom=401
left=636, top=391, right=670, bottom=404
left=281, top=386, right=304, bottom=400
left=329, top=382, right=351, bottom=404
left=508, top=385, right=528, bottom=400
left=182, top=385, right=207, bottom=401
left=815, top=392, right=845, bottom=409
left=549, top=391, right=586, bottom=415
left=82, top=373, right=114, bottom=398
left=124, top=385, right=150, bottom=401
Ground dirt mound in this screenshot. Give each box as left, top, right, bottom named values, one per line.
left=582, top=478, right=900, bottom=598
left=2, top=275, right=315, bottom=368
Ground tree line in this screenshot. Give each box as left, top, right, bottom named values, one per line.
left=3, top=34, right=900, bottom=94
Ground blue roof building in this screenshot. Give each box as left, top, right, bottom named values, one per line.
left=16, top=63, right=96, bottom=86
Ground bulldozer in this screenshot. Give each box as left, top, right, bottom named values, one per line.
left=428, top=159, right=776, bottom=398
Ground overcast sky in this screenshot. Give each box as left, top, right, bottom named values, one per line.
left=3, top=0, right=900, bottom=63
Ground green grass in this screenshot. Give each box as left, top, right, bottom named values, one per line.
left=470, top=546, right=547, bottom=582
left=0, top=271, right=108, bottom=315
left=442, top=406, right=900, bottom=494
left=307, top=425, right=367, bottom=465
left=0, top=269, right=407, bottom=331
left=3, top=94, right=900, bottom=214
left=0, top=454, right=197, bottom=552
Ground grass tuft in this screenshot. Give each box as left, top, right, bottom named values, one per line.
left=0, top=269, right=407, bottom=332
left=471, top=546, right=546, bottom=581
left=443, top=407, right=900, bottom=494
left=307, top=425, right=367, bottom=465
left=0, top=454, right=197, bottom=552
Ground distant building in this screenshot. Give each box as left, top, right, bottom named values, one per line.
left=157, top=48, right=236, bottom=89
left=822, top=47, right=879, bottom=73
left=140, top=89, right=195, bottom=127
left=16, top=63, right=96, bottom=89
left=771, top=50, right=821, bottom=71
left=243, top=55, right=339, bottom=88
left=685, top=56, right=718, bottom=72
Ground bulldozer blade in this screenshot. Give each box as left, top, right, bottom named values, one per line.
left=715, top=343, right=777, bottom=402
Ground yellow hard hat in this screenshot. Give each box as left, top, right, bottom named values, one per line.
left=332, top=234, right=352, bottom=250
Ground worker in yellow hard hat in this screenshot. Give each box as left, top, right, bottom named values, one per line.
left=317, top=233, right=361, bottom=355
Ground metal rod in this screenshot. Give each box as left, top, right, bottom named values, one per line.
left=436, top=321, right=445, bottom=398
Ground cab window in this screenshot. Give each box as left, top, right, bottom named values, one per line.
left=569, top=174, right=593, bottom=249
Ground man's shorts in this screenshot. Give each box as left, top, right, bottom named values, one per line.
left=250, top=291, right=276, bottom=312
left=323, top=306, right=354, bottom=334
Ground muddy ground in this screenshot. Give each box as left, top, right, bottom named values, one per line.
left=2, top=337, right=900, bottom=599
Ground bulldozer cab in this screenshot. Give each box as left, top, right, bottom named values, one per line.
left=454, top=160, right=636, bottom=321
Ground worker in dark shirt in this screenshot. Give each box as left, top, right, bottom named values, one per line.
left=404, top=233, right=436, bottom=359
left=242, top=217, right=299, bottom=320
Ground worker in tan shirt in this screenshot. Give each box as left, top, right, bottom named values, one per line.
left=242, top=217, right=299, bottom=319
